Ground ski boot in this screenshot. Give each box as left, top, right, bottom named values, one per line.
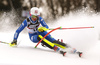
left=71, top=48, right=77, bottom=53
left=71, top=48, right=83, bottom=57
left=53, top=40, right=69, bottom=49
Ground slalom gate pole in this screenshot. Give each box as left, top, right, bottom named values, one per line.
left=49, top=26, right=94, bottom=30
left=35, top=26, right=94, bottom=48
left=35, top=27, right=61, bottom=48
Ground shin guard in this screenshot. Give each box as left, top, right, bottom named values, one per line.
left=37, top=35, right=55, bottom=49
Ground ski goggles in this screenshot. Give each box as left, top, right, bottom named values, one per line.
left=31, top=15, right=37, bottom=18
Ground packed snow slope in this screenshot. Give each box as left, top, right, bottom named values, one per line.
left=0, top=10, right=100, bottom=65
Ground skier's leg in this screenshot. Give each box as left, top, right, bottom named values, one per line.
left=38, top=31, right=55, bottom=42
left=37, top=35, right=60, bottom=51
left=52, top=40, right=67, bottom=49
left=28, top=33, right=39, bottom=43
left=37, top=31, right=82, bottom=57
left=38, top=35, right=67, bottom=56
left=38, top=31, right=68, bottom=49
left=28, top=33, right=60, bottom=51
left=28, top=33, right=66, bottom=56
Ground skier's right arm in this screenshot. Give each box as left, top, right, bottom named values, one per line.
left=10, top=20, right=27, bottom=46
left=14, top=20, right=27, bottom=40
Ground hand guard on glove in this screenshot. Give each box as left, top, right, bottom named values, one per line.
left=38, top=27, right=49, bottom=32
left=9, top=40, right=17, bottom=46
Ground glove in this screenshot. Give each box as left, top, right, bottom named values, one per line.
left=9, top=40, right=17, bottom=47
left=38, top=27, right=49, bottom=32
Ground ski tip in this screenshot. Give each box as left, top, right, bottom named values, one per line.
left=79, top=52, right=82, bottom=57
left=63, top=52, right=66, bottom=56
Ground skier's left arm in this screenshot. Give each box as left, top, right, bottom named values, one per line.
left=39, top=17, right=49, bottom=29
left=38, top=17, right=49, bottom=32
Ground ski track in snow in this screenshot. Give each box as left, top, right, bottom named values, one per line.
left=0, top=11, right=100, bottom=65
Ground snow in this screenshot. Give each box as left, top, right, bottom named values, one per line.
left=0, top=33, right=99, bottom=65
left=0, top=10, right=100, bottom=65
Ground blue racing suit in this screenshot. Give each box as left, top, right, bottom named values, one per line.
left=13, top=16, right=55, bottom=43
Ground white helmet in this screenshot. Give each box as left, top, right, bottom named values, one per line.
left=30, top=7, right=40, bottom=16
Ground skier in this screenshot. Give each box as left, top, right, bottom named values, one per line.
left=10, top=7, right=74, bottom=56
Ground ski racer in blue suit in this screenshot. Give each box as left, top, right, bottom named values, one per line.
left=10, top=7, right=67, bottom=56
left=13, top=16, right=55, bottom=43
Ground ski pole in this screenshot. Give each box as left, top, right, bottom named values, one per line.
left=49, top=26, right=94, bottom=30
left=0, top=41, right=9, bottom=44
left=35, top=27, right=61, bottom=48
